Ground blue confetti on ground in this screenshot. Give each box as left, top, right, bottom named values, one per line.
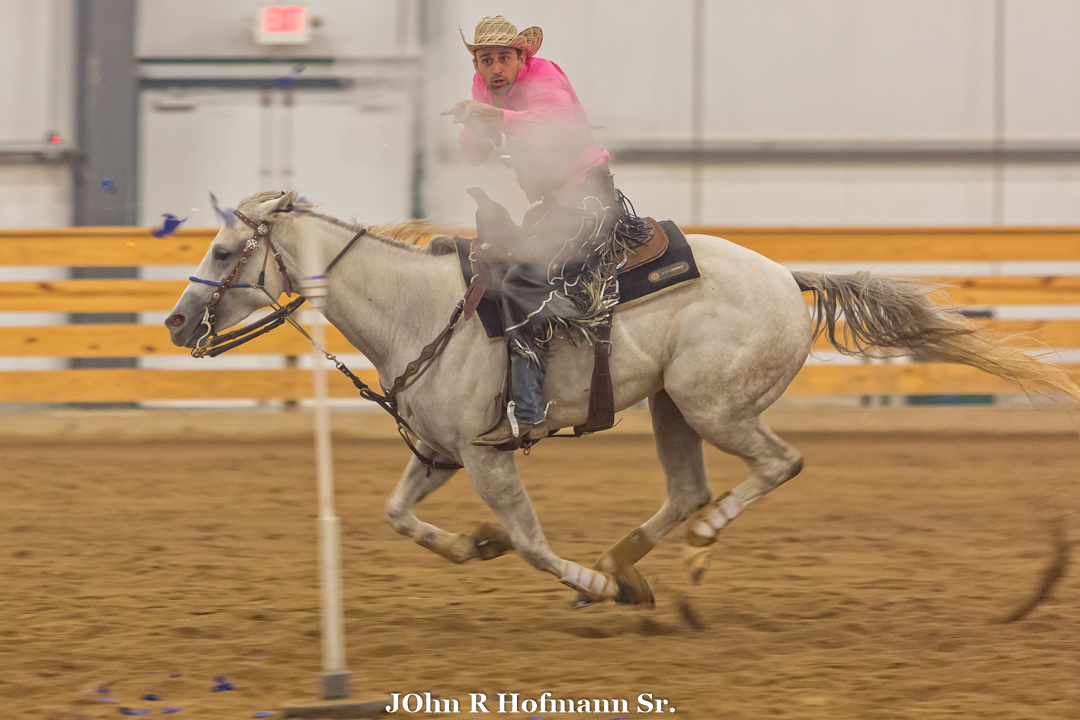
left=97, top=686, right=111, bottom=695
left=162, top=709, right=183, bottom=715
left=142, top=694, right=161, bottom=701
left=212, top=676, right=235, bottom=692
left=119, top=709, right=152, bottom=716
left=169, top=674, right=182, bottom=678
left=93, top=698, right=119, bottom=703
left=254, top=713, right=274, bottom=718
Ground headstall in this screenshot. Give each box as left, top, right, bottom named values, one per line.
left=189, top=209, right=298, bottom=358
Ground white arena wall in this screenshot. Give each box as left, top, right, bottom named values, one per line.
left=0, top=0, right=1078, bottom=229
left=1, top=1, right=1079, bottom=409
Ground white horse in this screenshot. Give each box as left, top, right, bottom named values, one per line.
left=166, top=190, right=1080, bottom=607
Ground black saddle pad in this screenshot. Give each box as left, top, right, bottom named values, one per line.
left=455, top=220, right=700, bottom=340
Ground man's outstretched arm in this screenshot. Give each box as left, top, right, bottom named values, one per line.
left=445, top=100, right=504, bottom=165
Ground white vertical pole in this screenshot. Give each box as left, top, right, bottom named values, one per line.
left=300, top=244, right=350, bottom=700
left=312, top=316, right=349, bottom=696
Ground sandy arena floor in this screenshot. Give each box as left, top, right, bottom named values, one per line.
left=2, top=411, right=1079, bottom=719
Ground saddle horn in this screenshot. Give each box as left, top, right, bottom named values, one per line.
left=467, top=187, right=523, bottom=247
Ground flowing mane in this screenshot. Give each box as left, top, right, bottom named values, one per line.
left=235, top=190, right=467, bottom=255
left=314, top=213, right=465, bottom=256
left=370, top=220, right=466, bottom=248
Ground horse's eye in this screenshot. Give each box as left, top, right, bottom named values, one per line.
left=213, top=247, right=232, bottom=261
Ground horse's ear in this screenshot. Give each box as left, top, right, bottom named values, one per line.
left=252, top=190, right=299, bottom=220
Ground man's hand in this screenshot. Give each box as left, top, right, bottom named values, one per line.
left=441, top=100, right=504, bottom=133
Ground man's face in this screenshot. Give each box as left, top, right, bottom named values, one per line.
left=473, top=47, right=524, bottom=96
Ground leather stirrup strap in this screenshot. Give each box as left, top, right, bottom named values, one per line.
left=575, top=318, right=615, bottom=434
left=461, top=272, right=489, bottom=323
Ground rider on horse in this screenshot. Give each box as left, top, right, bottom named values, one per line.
left=446, top=14, right=652, bottom=447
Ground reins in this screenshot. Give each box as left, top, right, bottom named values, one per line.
left=188, top=210, right=471, bottom=472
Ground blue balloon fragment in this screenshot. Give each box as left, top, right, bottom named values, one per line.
left=152, top=214, right=187, bottom=238
left=142, top=694, right=161, bottom=701
left=212, top=676, right=235, bottom=692
left=209, top=192, right=236, bottom=227
left=254, top=713, right=275, bottom=718
left=162, top=709, right=183, bottom=715
left=101, top=179, right=118, bottom=194
left=119, top=709, right=152, bottom=716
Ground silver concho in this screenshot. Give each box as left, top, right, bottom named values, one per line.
left=257, top=223, right=269, bottom=235
left=245, top=237, right=260, bottom=252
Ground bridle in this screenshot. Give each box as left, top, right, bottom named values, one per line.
left=184, top=207, right=484, bottom=471
left=188, top=208, right=304, bottom=358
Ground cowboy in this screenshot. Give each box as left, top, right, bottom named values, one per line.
left=446, top=15, right=652, bottom=447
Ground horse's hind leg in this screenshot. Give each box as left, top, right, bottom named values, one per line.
left=385, top=442, right=513, bottom=564
left=682, top=414, right=804, bottom=582
left=641, top=390, right=715, bottom=540
left=573, top=390, right=713, bottom=606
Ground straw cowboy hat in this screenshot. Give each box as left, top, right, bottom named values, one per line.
left=460, top=15, right=543, bottom=58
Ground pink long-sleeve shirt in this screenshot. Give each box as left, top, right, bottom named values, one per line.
left=459, top=56, right=610, bottom=202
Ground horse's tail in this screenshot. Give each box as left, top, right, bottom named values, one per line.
left=791, top=269, right=1080, bottom=402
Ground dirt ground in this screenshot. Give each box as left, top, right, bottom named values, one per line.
left=3, top=415, right=1079, bottom=719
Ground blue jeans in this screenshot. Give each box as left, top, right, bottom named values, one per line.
left=510, top=352, right=546, bottom=425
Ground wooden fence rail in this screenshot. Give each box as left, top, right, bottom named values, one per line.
left=1, top=226, right=1078, bottom=404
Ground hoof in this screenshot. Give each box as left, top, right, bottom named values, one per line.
left=614, top=568, right=655, bottom=606
left=570, top=569, right=655, bottom=607
left=683, top=546, right=711, bottom=585
left=570, top=593, right=600, bottom=610
left=472, top=522, right=513, bottom=561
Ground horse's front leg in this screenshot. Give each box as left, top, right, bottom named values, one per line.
left=385, top=442, right=513, bottom=564
left=461, top=446, right=650, bottom=606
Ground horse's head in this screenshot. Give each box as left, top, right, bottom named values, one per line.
left=166, top=189, right=306, bottom=349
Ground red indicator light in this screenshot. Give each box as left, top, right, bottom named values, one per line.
left=50, top=135, right=61, bottom=144
left=262, top=6, right=306, bottom=34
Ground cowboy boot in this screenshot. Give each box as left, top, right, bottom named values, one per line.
left=471, top=417, right=515, bottom=446
left=472, top=354, right=549, bottom=445
left=470, top=418, right=549, bottom=446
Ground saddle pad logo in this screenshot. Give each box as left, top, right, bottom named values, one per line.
left=649, top=261, right=690, bottom=283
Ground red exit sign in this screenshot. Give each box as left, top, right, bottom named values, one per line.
left=256, top=5, right=310, bottom=44
left=262, top=6, right=305, bottom=33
